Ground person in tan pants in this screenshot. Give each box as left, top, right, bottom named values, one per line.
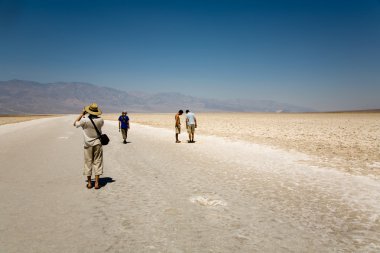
left=175, top=110, right=183, bottom=143
left=73, top=103, right=104, bottom=189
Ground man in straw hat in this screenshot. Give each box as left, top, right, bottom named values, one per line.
left=73, top=103, right=104, bottom=189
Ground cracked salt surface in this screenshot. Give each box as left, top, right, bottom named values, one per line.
left=189, top=195, right=227, bottom=207
left=130, top=123, right=380, bottom=252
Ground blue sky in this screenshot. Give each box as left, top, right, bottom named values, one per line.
left=0, top=0, right=379, bottom=111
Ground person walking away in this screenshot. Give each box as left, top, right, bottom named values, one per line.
left=175, top=110, right=183, bottom=143
left=186, top=110, right=197, bottom=143
left=73, top=103, right=104, bottom=189
left=118, top=111, right=130, bottom=144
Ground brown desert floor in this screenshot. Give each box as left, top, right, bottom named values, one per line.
left=0, top=114, right=59, bottom=126
left=104, top=112, right=380, bottom=178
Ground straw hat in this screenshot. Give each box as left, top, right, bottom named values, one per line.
left=84, top=103, right=102, bottom=116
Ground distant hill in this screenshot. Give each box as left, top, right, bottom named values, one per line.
left=0, top=80, right=314, bottom=114
left=323, top=109, right=380, bottom=113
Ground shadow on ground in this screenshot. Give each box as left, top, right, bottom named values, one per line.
left=98, top=177, right=115, bottom=188
left=86, top=177, right=115, bottom=189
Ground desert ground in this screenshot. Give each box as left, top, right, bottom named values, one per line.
left=105, top=112, right=380, bottom=178
left=1, top=114, right=380, bottom=252
left=0, top=114, right=58, bottom=126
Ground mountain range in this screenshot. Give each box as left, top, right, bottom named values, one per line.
left=0, top=80, right=314, bottom=114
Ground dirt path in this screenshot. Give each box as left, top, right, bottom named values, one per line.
left=0, top=116, right=379, bottom=252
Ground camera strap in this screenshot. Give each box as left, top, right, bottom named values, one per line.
left=89, top=116, right=102, bottom=138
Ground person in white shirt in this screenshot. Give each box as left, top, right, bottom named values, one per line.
left=73, top=103, right=104, bottom=189
left=185, top=110, right=197, bottom=143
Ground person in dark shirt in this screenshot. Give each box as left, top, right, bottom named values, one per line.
left=118, top=111, right=130, bottom=144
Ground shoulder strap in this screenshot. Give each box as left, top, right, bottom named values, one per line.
left=89, top=116, right=101, bottom=137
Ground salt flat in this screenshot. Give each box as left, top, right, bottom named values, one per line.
left=0, top=115, right=379, bottom=252
left=105, top=112, right=380, bottom=178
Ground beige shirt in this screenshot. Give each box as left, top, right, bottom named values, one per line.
left=75, top=116, right=104, bottom=148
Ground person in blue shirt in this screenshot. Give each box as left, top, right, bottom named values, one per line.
left=118, top=111, right=130, bottom=144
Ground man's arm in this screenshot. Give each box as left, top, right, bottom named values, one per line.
left=73, top=111, right=85, bottom=126
left=118, top=120, right=121, bottom=131
left=194, top=116, right=197, bottom=128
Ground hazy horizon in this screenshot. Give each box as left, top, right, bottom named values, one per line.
left=1, top=0, right=379, bottom=111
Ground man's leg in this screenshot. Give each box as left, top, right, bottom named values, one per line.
left=93, top=145, right=103, bottom=189
left=95, top=175, right=100, bottom=189
left=192, top=125, right=195, bottom=142
left=189, top=125, right=195, bottom=142
left=186, top=126, right=191, bottom=142
left=87, top=176, right=92, bottom=188
left=175, top=127, right=181, bottom=143
left=121, top=129, right=127, bottom=143
left=83, top=147, right=93, bottom=188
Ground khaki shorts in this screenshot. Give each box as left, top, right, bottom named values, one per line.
left=121, top=128, right=128, bottom=139
left=83, top=144, right=103, bottom=176
left=187, top=124, right=195, bottom=134
left=175, top=125, right=181, bottom=134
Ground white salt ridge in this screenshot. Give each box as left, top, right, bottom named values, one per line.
left=189, top=196, right=227, bottom=207
left=112, top=121, right=380, bottom=251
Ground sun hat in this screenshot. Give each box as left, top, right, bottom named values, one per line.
left=84, top=103, right=102, bottom=116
